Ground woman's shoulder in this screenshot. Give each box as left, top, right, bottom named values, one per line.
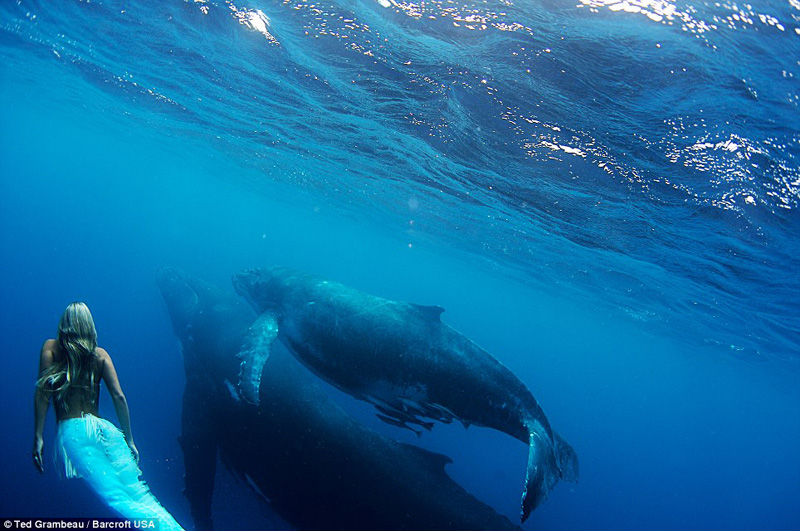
left=93, top=348, right=110, bottom=377
left=41, top=339, right=59, bottom=362
left=42, top=338, right=58, bottom=351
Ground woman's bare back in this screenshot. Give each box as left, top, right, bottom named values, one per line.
left=44, top=339, right=106, bottom=421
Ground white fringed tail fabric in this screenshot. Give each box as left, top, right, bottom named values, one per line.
left=53, top=414, right=184, bottom=531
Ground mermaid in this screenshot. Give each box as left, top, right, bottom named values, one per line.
left=33, top=302, right=184, bottom=530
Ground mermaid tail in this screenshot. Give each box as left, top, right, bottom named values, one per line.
left=54, top=414, right=184, bottom=531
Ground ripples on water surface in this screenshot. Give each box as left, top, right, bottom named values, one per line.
left=1, top=0, right=798, bottom=361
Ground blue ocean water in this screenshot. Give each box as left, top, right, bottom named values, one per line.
left=1, top=0, right=798, bottom=529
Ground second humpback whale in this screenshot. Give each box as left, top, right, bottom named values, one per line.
left=232, top=266, right=579, bottom=522
left=157, top=268, right=522, bottom=531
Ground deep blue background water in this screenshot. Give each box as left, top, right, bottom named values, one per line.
left=1, top=0, right=799, bottom=530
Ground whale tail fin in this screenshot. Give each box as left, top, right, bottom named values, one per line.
left=520, top=429, right=579, bottom=522
left=520, top=430, right=559, bottom=522
left=554, top=430, right=580, bottom=483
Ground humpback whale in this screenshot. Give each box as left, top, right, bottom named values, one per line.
left=232, top=266, right=579, bottom=523
left=157, top=268, right=522, bottom=531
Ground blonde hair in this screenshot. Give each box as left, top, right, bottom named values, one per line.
left=36, top=302, right=99, bottom=408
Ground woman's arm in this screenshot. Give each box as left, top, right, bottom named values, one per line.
left=99, top=349, right=139, bottom=462
left=33, top=340, right=55, bottom=473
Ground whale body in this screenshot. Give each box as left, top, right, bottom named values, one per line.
left=157, top=268, right=523, bottom=531
left=232, top=266, right=579, bottom=522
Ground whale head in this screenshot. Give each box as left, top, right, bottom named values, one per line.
left=157, top=267, right=201, bottom=338
left=232, top=267, right=295, bottom=313
left=158, top=267, right=256, bottom=377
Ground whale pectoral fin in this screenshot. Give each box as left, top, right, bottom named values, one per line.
left=554, top=430, right=580, bottom=483
left=236, top=310, right=280, bottom=406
